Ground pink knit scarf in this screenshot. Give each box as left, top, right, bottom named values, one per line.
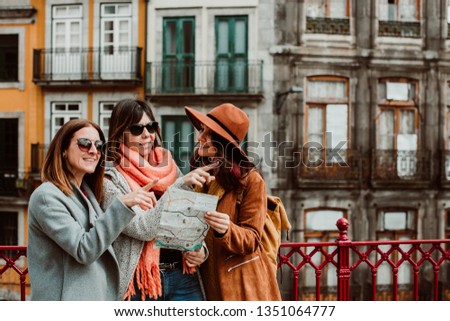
left=117, top=144, right=178, bottom=300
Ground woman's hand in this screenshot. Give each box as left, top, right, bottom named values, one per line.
left=183, top=246, right=206, bottom=267
left=183, top=164, right=216, bottom=188
left=120, top=179, right=158, bottom=210
left=205, top=210, right=230, bottom=235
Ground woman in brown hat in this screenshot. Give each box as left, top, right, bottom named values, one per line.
left=185, top=103, right=281, bottom=301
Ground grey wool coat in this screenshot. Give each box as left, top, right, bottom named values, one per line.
left=27, top=181, right=136, bottom=301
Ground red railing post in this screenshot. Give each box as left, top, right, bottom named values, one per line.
left=336, top=218, right=351, bottom=301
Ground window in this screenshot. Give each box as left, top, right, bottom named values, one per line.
left=379, top=0, right=419, bottom=22
left=51, top=5, right=82, bottom=79
left=445, top=85, right=450, bottom=179
left=305, top=0, right=350, bottom=35
left=162, top=116, right=195, bottom=174
left=376, top=209, right=416, bottom=293
left=376, top=78, right=419, bottom=177
left=305, top=76, right=349, bottom=164
left=0, top=34, right=18, bottom=82
left=303, top=209, right=346, bottom=292
left=98, top=102, right=115, bottom=139
left=379, top=0, right=420, bottom=38
left=100, top=3, right=132, bottom=79
left=162, top=17, right=195, bottom=92
left=0, top=212, right=18, bottom=258
left=215, top=16, right=248, bottom=93
left=51, top=102, right=82, bottom=139
left=306, top=0, right=349, bottom=18
left=0, top=119, right=18, bottom=197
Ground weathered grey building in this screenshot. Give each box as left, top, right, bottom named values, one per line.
left=271, top=0, right=450, bottom=300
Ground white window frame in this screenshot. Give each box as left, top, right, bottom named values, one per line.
left=50, top=102, right=82, bottom=139
left=98, top=101, right=116, bottom=139
left=305, top=76, right=350, bottom=164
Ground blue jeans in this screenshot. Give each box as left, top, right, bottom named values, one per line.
left=130, top=269, right=204, bottom=301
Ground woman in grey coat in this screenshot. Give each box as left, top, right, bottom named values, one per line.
left=27, top=119, right=157, bottom=301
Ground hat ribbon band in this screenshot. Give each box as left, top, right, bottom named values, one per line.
left=207, top=114, right=240, bottom=144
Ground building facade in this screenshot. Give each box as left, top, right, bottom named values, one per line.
left=145, top=0, right=274, bottom=175
left=272, top=0, right=450, bottom=300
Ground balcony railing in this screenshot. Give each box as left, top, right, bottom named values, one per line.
left=3, top=220, right=450, bottom=301
left=378, top=20, right=421, bottom=38
left=371, top=149, right=431, bottom=187
left=278, top=219, right=450, bottom=301
left=0, top=170, right=40, bottom=199
left=306, top=17, right=350, bottom=35
left=296, top=148, right=362, bottom=187
left=0, top=246, right=27, bottom=301
left=145, top=60, right=263, bottom=95
left=33, top=47, right=142, bottom=86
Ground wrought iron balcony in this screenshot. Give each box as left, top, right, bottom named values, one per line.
left=145, top=60, right=263, bottom=100
left=371, top=149, right=431, bottom=187
left=33, top=47, right=142, bottom=87
left=306, top=17, right=350, bottom=35
left=296, top=148, right=362, bottom=188
left=378, top=20, right=421, bottom=38
left=0, top=170, right=38, bottom=199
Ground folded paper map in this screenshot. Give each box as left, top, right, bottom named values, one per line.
left=154, top=186, right=218, bottom=251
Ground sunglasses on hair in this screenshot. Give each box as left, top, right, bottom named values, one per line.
left=76, top=138, right=103, bottom=153
left=128, top=121, right=159, bottom=136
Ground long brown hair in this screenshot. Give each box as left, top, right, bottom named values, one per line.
left=190, top=131, right=256, bottom=192
left=106, top=99, right=161, bottom=165
left=42, top=119, right=106, bottom=202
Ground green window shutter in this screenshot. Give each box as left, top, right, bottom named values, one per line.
left=215, top=16, right=248, bottom=93
left=162, top=17, right=195, bottom=93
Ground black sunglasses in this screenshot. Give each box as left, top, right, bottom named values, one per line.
left=76, top=138, right=103, bottom=153
left=128, top=121, right=159, bottom=136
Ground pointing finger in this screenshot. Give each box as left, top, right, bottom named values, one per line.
left=141, top=179, right=159, bottom=191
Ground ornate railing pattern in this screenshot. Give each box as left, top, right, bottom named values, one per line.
left=0, top=170, right=39, bottom=198
left=306, top=17, right=350, bottom=35
left=0, top=246, right=27, bottom=301
left=297, top=148, right=361, bottom=181
left=378, top=20, right=420, bottom=38
left=278, top=219, right=450, bottom=301
left=3, top=220, right=450, bottom=301
left=371, top=149, right=431, bottom=182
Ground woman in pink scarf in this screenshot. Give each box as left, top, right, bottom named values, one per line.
left=102, top=99, right=213, bottom=301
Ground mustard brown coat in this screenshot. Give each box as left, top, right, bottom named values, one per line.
left=199, top=171, right=281, bottom=300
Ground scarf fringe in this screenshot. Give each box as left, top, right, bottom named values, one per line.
left=123, top=241, right=162, bottom=300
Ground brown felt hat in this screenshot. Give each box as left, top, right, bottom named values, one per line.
left=184, top=103, right=250, bottom=160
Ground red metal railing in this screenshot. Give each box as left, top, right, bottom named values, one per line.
left=0, top=246, right=28, bottom=301
left=278, top=218, right=450, bottom=301
left=2, top=219, right=450, bottom=301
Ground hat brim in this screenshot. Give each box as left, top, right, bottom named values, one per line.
left=184, top=106, right=250, bottom=163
